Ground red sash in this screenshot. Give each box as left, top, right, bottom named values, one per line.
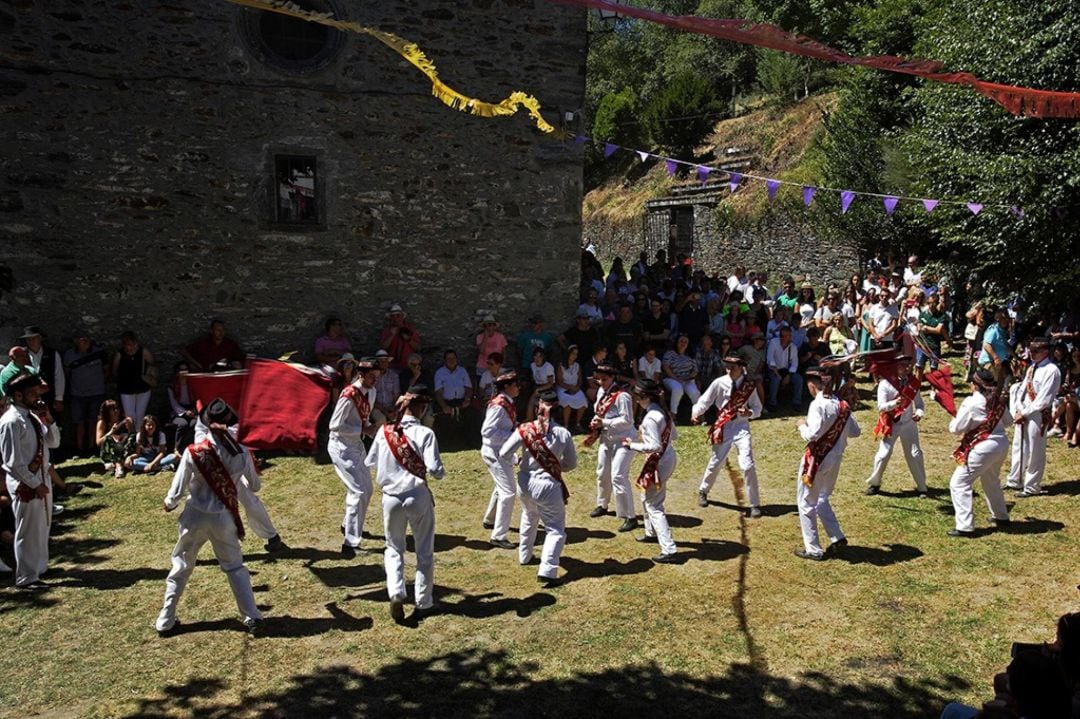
left=341, top=384, right=372, bottom=425
left=954, top=393, right=1007, bottom=465
left=1026, top=368, right=1052, bottom=436
left=636, top=409, right=672, bottom=491
left=801, top=400, right=851, bottom=487
left=187, top=440, right=245, bottom=539
left=517, top=421, right=569, bottom=504
left=874, top=377, right=920, bottom=439
left=16, top=412, right=47, bottom=502
left=584, top=388, right=624, bottom=447
left=488, top=393, right=517, bottom=425
left=709, top=378, right=756, bottom=444
left=383, top=423, right=427, bottom=480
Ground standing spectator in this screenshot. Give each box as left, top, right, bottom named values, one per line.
left=979, top=310, right=1013, bottom=385
left=813, top=294, right=842, bottom=330
left=167, top=363, right=197, bottom=453
left=727, top=265, right=750, bottom=297
left=558, top=311, right=602, bottom=362
left=96, top=399, right=134, bottom=478
left=738, top=332, right=768, bottom=406
left=661, top=335, right=700, bottom=416
left=313, top=317, right=352, bottom=369
left=181, top=319, right=245, bottom=372
left=726, top=304, right=748, bottom=349
left=0, top=347, right=34, bottom=397
left=516, top=315, right=556, bottom=369
left=1061, top=346, right=1080, bottom=446
left=640, top=296, right=672, bottom=349
left=379, top=304, right=422, bottom=370
left=607, top=302, right=641, bottom=358
left=858, top=287, right=878, bottom=355
left=556, top=345, right=588, bottom=432
left=474, top=315, right=507, bottom=377
left=676, top=290, right=709, bottom=350
left=917, top=293, right=950, bottom=375
left=605, top=256, right=626, bottom=290
left=775, top=277, right=799, bottom=311
left=111, top=331, right=155, bottom=428
left=127, top=415, right=178, bottom=474
left=694, top=333, right=721, bottom=390
left=767, top=327, right=803, bottom=410
left=903, top=254, right=922, bottom=287
left=63, top=332, right=107, bottom=458
left=19, top=326, right=65, bottom=415
left=797, top=283, right=817, bottom=327
left=962, top=291, right=986, bottom=382
left=706, top=298, right=727, bottom=338
left=868, top=288, right=900, bottom=351
left=373, top=349, right=401, bottom=424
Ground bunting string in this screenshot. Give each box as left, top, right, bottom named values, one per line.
left=578, top=134, right=1022, bottom=216
left=550, top=0, right=1080, bottom=119
left=227, top=0, right=555, bottom=133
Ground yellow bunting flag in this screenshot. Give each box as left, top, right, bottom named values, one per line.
left=227, top=0, right=555, bottom=133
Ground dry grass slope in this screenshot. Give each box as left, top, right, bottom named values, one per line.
left=1, top=373, right=1077, bottom=718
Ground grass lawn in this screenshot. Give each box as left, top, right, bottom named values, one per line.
left=1, top=376, right=1077, bottom=718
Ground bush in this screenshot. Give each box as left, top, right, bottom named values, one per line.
left=641, top=71, right=725, bottom=160
left=592, top=87, right=644, bottom=148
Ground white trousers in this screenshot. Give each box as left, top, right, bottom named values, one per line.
left=329, top=436, right=373, bottom=548
left=797, top=455, right=844, bottom=557
left=698, top=423, right=760, bottom=507
left=662, top=378, right=701, bottom=414
left=518, top=476, right=567, bottom=579
left=120, top=390, right=152, bottom=429
left=382, top=486, right=435, bottom=609
left=1005, top=417, right=1048, bottom=493
left=238, top=485, right=278, bottom=541
left=12, top=479, right=52, bottom=586
left=596, top=441, right=635, bottom=519
left=481, top=446, right=516, bottom=542
left=155, top=506, right=261, bottom=631
left=642, top=452, right=677, bottom=555
left=950, top=437, right=1009, bottom=532
left=867, top=420, right=927, bottom=492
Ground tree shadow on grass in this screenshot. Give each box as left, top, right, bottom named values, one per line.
left=834, top=543, right=924, bottom=567
left=122, top=648, right=970, bottom=719
left=50, top=566, right=169, bottom=590
left=166, top=603, right=372, bottom=639
left=0, top=587, right=61, bottom=613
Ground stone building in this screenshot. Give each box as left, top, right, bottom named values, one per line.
left=0, top=0, right=586, bottom=368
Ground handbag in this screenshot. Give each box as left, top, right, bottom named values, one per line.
left=963, top=322, right=979, bottom=341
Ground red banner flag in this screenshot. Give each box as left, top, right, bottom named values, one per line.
left=549, top=0, right=1080, bottom=118
left=924, top=365, right=957, bottom=417
left=185, top=370, right=248, bottom=415
left=237, top=359, right=331, bottom=451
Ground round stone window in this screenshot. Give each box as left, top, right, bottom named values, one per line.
left=239, top=0, right=346, bottom=75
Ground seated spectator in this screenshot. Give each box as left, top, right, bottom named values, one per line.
left=182, top=319, right=244, bottom=372
left=559, top=310, right=602, bottom=362
left=607, top=302, right=641, bottom=358
left=610, top=340, right=635, bottom=386
left=63, top=332, right=108, bottom=458
left=528, top=347, right=556, bottom=420
left=767, top=305, right=791, bottom=342
left=111, top=331, right=155, bottom=428
left=398, top=353, right=434, bottom=427
left=373, top=349, right=401, bottom=424
left=433, top=349, right=474, bottom=449
left=516, top=314, right=556, bottom=368
left=636, top=345, right=662, bottom=384
left=640, top=296, right=672, bottom=349
left=694, top=333, right=721, bottom=390
left=581, top=344, right=609, bottom=403
left=167, top=362, right=197, bottom=453
left=726, top=305, right=748, bottom=349
left=676, top=290, right=709, bottom=349
left=379, top=304, right=422, bottom=370
left=799, top=327, right=829, bottom=373
left=707, top=297, right=726, bottom=337
left=314, top=317, right=352, bottom=369
left=767, top=327, right=803, bottom=411
left=716, top=334, right=733, bottom=363
left=824, top=313, right=856, bottom=357
left=474, top=315, right=507, bottom=377
left=577, top=287, right=604, bottom=326
left=556, top=345, right=588, bottom=433
left=748, top=287, right=770, bottom=331
left=738, top=332, right=767, bottom=405
left=662, top=334, right=700, bottom=417
left=96, top=399, right=135, bottom=478
left=125, top=415, right=178, bottom=474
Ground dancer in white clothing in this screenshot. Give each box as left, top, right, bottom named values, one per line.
left=947, top=369, right=1010, bottom=536
left=329, top=357, right=380, bottom=557
left=865, top=354, right=927, bottom=497
left=1004, top=337, right=1062, bottom=496
left=624, top=379, right=678, bottom=563
left=585, top=363, right=637, bottom=531
left=479, top=369, right=520, bottom=549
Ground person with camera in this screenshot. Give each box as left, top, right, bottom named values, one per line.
left=379, top=304, right=422, bottom=371
left=0, top=372, right=60, bottom=590
left=96, top=399, right=135, bottom=478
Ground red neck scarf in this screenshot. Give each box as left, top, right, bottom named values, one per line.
left=954, top=392, right=1007, bottom=465
left=517, top=419, right=569, bottom=504
left=709, top=376, right=755, bottom=445
left=488, top=393, right=517, bottom=425
left=187, top=440, right=245, bottom=539
left=383, top=422, right=426, bottom=479
left=636, top=407, right=672, bottom=491
left=801, top=400, right=852, bottom=487
left=584, top=386, right=624, bottom=447
left=874, top=376, right=920, bottom=439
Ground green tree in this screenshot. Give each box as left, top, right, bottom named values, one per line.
left=642, top=71, right=725, bottom=160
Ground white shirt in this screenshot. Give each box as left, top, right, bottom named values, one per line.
left=0, top=404, right=60, bottom=492
left=629, top=405, right=678, bottom=457
left=480, top=393, right=516, bottom=450
left=798, top=394, right=861, bottom=459
left=434, top=365, right=472, bottom=401
left=577, top=303, right=604, bottom=325
left=692, top=374, right=763, bottom=424
left=594, top=384, right=635, bottom=442
left=949, top=392, right=1006, bottom=440
left=637, top=356, right=662, bottom=381
left=28, top=347, right=65, bottom=401
left=1020, top=358, right=1062, bottom=420
left=766, top=338, right=799, bottom=373
left=365, top=415, right=445, bottom=495
left=903, top=267, right=922, bottom=287
left=531, top=361, right=555, bottom=385
left=499, top=422, right=577, bottom=484
left=766, top=319, right=789, bottom=342
left=164, top=433, right=259, bottom=513
left=814, top=306, right=839, bottom=326
left=329, top=381, right=377, bottom=442
left=869, top=303, right=899, bottom=336
left=478, top=370, right=496, bottom=400
left=727, top=275, right=750, bottom=297
left=876, top=376, right=925, bottom=424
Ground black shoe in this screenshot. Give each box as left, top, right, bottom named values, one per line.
left=748, top=506, right=762, bottom=519
left=653, top=553, right=679, bottom=564
left=793, top=548, right=825, bottom=561
left=697, top=491, right=709, bottom=508
left=537, top=575, right=561, bottom=588
left=413, top=603, right=441, bottom=620
left=635, top=535, right=659, bottom=544
left=589, top=506, right=607, bottom=518
left=864, top=486, right=880, bottom=496
left=340, top=525, right=346, bottom=536
left=341, top=543, right=357, bottom=559
left=242, top=617, right=263, bottom=635
left=389, top=596, right=406, bottom=625
left=264, top=534, right=285, bottom=552
left=482, top=522, right=495, bottom=530
left=618, top=518, right=638, bottom=533
left=157, top=619, right=182, bottom=638
left=489, top=538, right=516, bottom=550
left=947, top=529, right=975, bottom=538
left=826, top=538, right=848, bottom=555
left=16, top=579, right=50, bottom=591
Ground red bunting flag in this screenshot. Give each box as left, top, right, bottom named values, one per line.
left=237, top=359, right=332, bottom=451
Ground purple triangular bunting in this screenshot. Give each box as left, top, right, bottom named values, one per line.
left=766, top=179, right=781, bottom=201
left=922, top=199, right=939, bottom=213
left=967, top=203, right=983, bottom=215
left=665, top=159, right=678, bottom=176
left=729, top=172, right=742, bottom=193
left=604, top=142, right=617, bottom=158
left=697, top=166, right=711, bottom=184
left=574, top=134, right=588, bottom=146
left=803, top=186, right=816, bottom=206
left=883, top=196, right=899, bottom=216
left=841, top=190, right=856, bottom=214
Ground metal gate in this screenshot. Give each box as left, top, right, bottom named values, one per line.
left=643, top=205, right=695, bottom=260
